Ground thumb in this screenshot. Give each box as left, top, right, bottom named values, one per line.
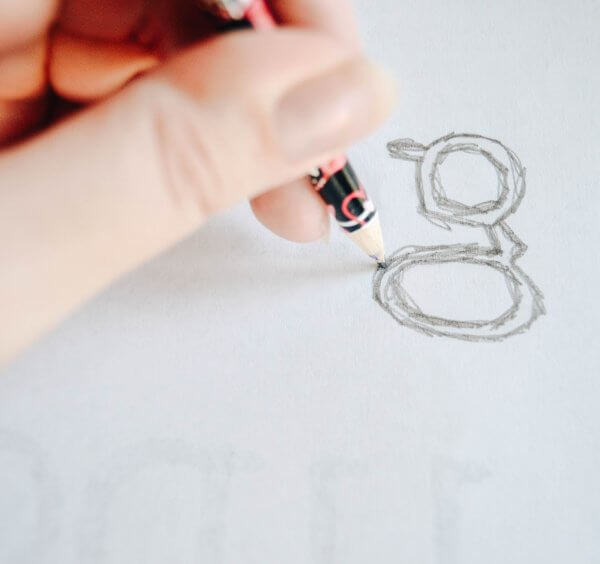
left=0, top=29, right=395, bottom=360
left=156, top=28, right=395, bottom=217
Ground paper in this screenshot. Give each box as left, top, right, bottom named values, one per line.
left=1, top=1, right=599, bottom=562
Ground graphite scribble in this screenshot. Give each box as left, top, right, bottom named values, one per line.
left=373, top=133, right=545, bottom=341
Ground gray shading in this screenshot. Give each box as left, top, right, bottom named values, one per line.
left=373, top=133, right=545, bottom=341
left=431, top=456, right=490, bottom=564
left=78, top=440, right=256, bottom=564
left=309, top=456, right=367, bottom=564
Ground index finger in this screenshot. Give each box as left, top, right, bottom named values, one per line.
left=0, top=0, right=58, bottom=52
left=268, top=0, right=360, bottom=48
left=0, top=0, right=58, bottom=143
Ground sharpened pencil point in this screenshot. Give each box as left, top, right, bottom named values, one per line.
left=348, top=214, right=385, bottom=265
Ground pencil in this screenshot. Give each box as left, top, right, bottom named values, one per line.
left=204, top=0, right=386, bottom=265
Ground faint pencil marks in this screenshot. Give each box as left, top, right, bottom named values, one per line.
left=78, top=440, right=255, bottom=564
left=373, top=133, right=545, bottom=341
left=0, top=430, right=60, bottom=564
left=431, top=456, right=490, bottom=564
left=309, top=456, right=367, bottom=564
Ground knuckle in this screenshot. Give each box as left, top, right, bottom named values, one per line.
left=135, top=80, right=231, bottom=221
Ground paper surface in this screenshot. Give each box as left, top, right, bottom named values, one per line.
left=2, top=1, right=599, bottom=562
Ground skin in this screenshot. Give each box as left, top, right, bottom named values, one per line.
left=0, top=0, right=396, bottom=363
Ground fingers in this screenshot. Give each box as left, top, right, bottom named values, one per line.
left=0, top=39, right=48, bottom=143
left=58, top=0, right=145, bottom=42
left=49, top=30, right=159, bottom=102
left=250, top=178, right=330, bottom=242
left=0, top=0, right=57, bottom=142
left=0, top=29, right=396, bottom=361
left=0, top=98, right=47, bottom=145
left=251, top=0, right=361, bottom=241
left=0, top=0, right=58, bottom=51
left=58, top=0, right=218, bottom=52
left=0, top=37, right=47, bottom=100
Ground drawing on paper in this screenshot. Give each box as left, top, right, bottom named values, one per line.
left=373, top=133, right=545, bottom=341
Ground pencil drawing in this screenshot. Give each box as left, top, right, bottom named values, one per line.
left=78, top=441, right=254, bottom=563
left=432, top=456, right=490, bottom=564
left=309, top=455, right=367, bottom=564
left=373, top=133, right=545, bottom=341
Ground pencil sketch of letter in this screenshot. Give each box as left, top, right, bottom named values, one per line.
left=373, top=133, right=545, bottom=341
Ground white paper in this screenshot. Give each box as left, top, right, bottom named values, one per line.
left=2, top=1, right=599, bottom=562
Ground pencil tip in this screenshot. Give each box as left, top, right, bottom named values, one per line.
left=347, top=214, right=385, bottom=265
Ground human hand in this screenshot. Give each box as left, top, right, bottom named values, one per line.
left=0, top=0, right=396, bottom=362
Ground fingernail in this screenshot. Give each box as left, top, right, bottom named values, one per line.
left=275, top=58, right=397, bottom=161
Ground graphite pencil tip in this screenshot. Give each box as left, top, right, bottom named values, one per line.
left=348, top=215, right=385, bottom=265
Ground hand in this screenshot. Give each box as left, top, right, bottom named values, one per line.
left=0, top=0, right=396, bottom=362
